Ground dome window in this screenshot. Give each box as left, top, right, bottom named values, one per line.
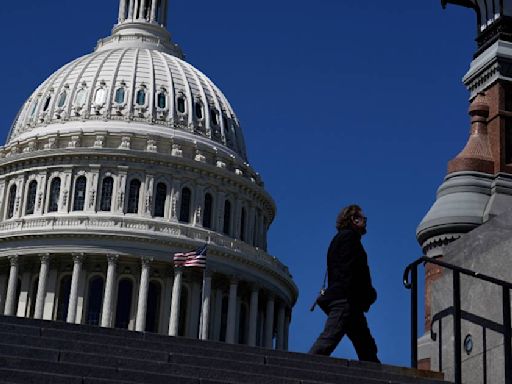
left=43, top=95, right=52, bottom=112
left=203, top=193, right=213, bottom=229
left=127, top=179, right=141, bottom=214
left=177, top=96, right=186, bottom=114
left=25, top=180, right=37, bottom=215
left=179, top=187, right=192, bottom=223
left=211, top=109, right=219, bottom=126
left=223, top=200, right=231, bottom=235
left=195, top=102, right=203, bottom=119
left=136, top=89, right=146, bottom=106
left=7, top=184, right=17, bottom=219
left=94, top=87, right=107, bottom=105
left=57, top=91, right=67, bottom=108
left=154, top=183, right=167, bottom=218
left=48, top=177, right=61, bottom=213
left=157, top=91, right=167, bottom=109
left=30, top=100, right=39, bottom=117
left=73, top=176, right=87, bottom=211
left=114, top=87, right=126, bottom=104
left=75, top=88, right=87, bottom=108
left=100, top=177, right=114, bottom=211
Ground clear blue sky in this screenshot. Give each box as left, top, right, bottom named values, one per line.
left=0, top=0, right=478, bottom=367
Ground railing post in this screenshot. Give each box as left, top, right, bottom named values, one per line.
left=503, top=287, right=511, bottom=384
left=411, top=264, right=418, bottom=368
left=453, top=270, right=462, bottom=384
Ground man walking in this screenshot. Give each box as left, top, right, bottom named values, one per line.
left=309, top=204, right=380, bottom=362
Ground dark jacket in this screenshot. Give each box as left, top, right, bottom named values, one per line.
left=320, top=229, right=377, bottom=312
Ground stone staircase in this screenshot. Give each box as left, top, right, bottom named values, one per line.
left=0, top=315, right=447, bottom=384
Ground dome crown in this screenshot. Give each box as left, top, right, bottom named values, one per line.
left=7, top=0, right=248, bottom=160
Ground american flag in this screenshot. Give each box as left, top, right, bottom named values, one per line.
left=173, top=244, right=207, bottom=268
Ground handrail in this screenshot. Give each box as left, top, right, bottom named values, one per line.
left=403, top=256, right=512, bottom=384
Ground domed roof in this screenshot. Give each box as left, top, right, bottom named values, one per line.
left=7, top=6, right=248, bottom=160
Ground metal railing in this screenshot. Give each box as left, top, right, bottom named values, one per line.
left=403, top=256, right=512, bottom=384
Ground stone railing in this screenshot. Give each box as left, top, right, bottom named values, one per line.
left=0, top=215, right=292, bottom=281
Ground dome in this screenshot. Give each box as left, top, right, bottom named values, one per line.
left=9, top=48, right=248, bottom=160
left=0, top=0, right=296, bottom=350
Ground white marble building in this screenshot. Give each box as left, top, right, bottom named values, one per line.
left=0, top=0, right=297, bottom=349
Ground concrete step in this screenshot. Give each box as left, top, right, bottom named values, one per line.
left=0, top=315, right=447, bottom=384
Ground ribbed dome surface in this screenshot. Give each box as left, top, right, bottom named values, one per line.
left=9, top=48, right=247, bottom=160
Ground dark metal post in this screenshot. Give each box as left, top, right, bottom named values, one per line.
left=503, top=287, right=511, bottom=384
left=411, top=265, right=418, bottom=368
left=453, top=271, right=462, bottom=384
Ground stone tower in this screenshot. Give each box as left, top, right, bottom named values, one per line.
left=416, top=0, right=512, bottom=373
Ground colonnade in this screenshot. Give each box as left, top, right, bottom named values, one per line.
left=118, top=0, right=168, bottom=26
left=0, top=254, right=291, bottom=350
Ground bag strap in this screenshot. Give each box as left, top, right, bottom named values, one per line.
left=309, top=269, right=328, bottom=312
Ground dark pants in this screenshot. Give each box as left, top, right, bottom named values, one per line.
left=308, top=299, right=380, bottom=362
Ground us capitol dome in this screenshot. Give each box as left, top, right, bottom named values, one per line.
left=0, top=0, right=297, bottom=349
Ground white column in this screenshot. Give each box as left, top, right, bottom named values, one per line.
left=276, top=302, right=286, bottom=350
left=135, top=257, right=152, bottom=332
left=118, top=0, right=127, bottom=22
left=127, top=0, right=134, bottom=19
left=169, top=180, right=181, bottom=222
left=4, top=256, right=19, bottom=316
left=199, top=272, right=212, bottom=340
left=150, top=0, right=158, bottom=21
left=212, top=288, right=223, bottom=341
left=67, top=254, right=85, bottom=323
left=42, top=268, right=58, bottom=320
left=100, top=255, right=118, bottom=327
left=34, top=254, right=51, bottom=319
left=188, top=281, right=201, bottom=338
left=74, top=267, right=87, bottom=324
left=139, top=0, right=147, bottom=19
left=225, top=278, right=238, bottom=344
left=0, top=274, right=7, bottom=315
left=16, top=270, right=30, bottom=317
left=159, top=269, right=173, bottom=334
left=248, top=286, right=259, bottom=346
left=168, top=268, right=183, bottom=336
left=264, top=294, right=275, bottom=349
left=85, top=166, right=100, bottom=212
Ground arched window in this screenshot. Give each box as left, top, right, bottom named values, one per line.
left=114, top=87, right=125, bottom=104
left=73, top=176, right=87, bottom=211
left=195, top=102, right=203, bottom=119
left=43, top=95, right=52, bottom=112
left=94, top=88, right=107, bottom=105
left=240, top=207, right=247, bottom=241
left=115, top=278, right=133, bottom=329
left=127, top=179, right=141, bottom=214
left=48, top=178, right=61, bottom=213
left=179, top=187, right=191, bottom=223
left=177, top=96, right=186, bottom=113
left=203, top=193, right=213, bottom=229
left=146, top=281, right=161, bottom=333
left=154, top=183, right=167, bottom=218
left=25, top=180, right=37, bottom=215
left=100, top=177, right=114, bottom=211
left=56, top=275, right=72, bottom=321
left=86, top=276, right=104, bottom=326
left=178, top=286, right=189, bottom=337
left=57, top=91, right=67, bottom=108
left=7, top=184, right=17, bottom=219
left=136, top=89, right=146, bottom=106
left=75, top=88, right=86, bottom=108
left=223, top=200, right=231, bottom=235
left=157, top=91, right=167, bottom=109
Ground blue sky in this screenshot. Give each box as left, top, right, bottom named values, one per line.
left=0, top=0, right=478, bottom=367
